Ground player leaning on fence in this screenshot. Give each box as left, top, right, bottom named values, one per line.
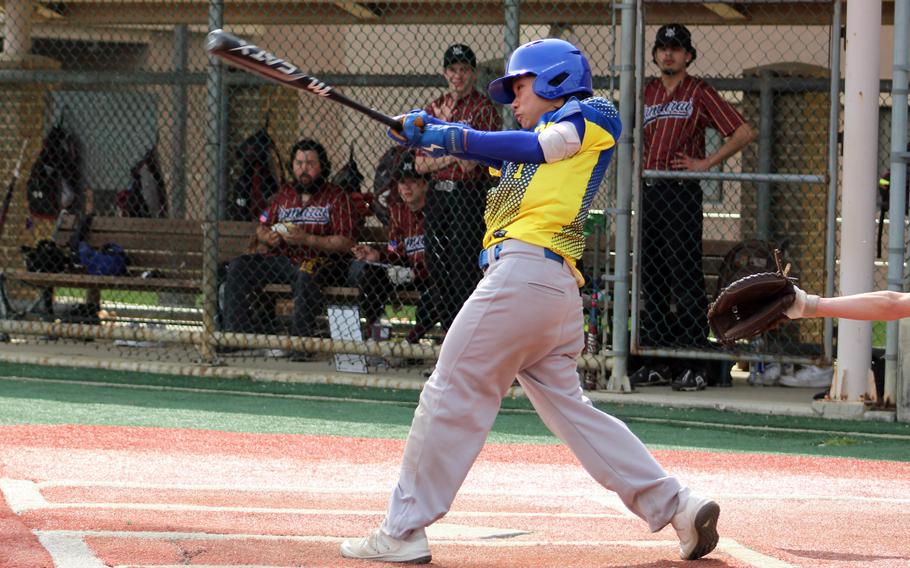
left=633, top=24, right=757, bottom=392
left=339, top=38, right=720, bottom=564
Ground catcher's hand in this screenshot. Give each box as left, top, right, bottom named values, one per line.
left=707, top=249, right=796, bottom=345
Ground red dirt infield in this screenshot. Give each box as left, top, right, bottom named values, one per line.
left=1, top=424, right=909, bottom=567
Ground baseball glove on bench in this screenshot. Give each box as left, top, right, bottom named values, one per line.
left=708, top=249, right=796, bottom=345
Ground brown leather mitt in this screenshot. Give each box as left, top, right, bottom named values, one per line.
left=707, top=249, right=796, bottom=346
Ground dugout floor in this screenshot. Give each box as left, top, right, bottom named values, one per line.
left=0, top=338, right=894, bottom=422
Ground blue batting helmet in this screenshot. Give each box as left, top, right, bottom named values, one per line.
left=488, top=38, right=593, bottom=105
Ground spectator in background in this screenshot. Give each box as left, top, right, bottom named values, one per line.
left=633, top=24, right=757, bottom=391
left=348, top=152, right=435, bottom=344
left=416, top=43, right=502, bottom=332
left=221, top=139, right=357, bottom=355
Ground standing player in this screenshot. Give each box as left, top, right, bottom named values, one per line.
left=340, top=38, right=720, bottom=564
left=417, top=43, right=502, bottom=334
left=634, top=24, right=756, bottom=391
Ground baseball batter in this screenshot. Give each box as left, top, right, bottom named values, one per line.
left=341, top=39, right=720, bottom=564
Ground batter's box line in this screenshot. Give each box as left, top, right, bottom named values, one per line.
left=0, top=478, right=626, bottom=519
left=27, top=479, right=910, bottom=506
left=34, top=529, right=795, bottom=568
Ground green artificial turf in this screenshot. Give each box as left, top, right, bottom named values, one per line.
left=0, top=361, right=908, bottom=461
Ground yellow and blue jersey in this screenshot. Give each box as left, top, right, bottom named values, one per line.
left=483, top=97, right=621, bottom=265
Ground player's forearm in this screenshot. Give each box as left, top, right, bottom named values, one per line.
left=815, top=291, right=910, bottom=321
left=707, top=123, right=756, bottom=169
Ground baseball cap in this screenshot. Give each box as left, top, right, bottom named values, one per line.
left=443, top=44, right=477, bottom=69
left=394, top=152, right=428, bottom=181
left=654, top=24, right=697, bottom=62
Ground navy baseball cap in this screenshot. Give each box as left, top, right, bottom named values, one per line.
left=395, top=152, right=428, bottom=181
left=443, top=44, right=477, bottom=69
left=654, top=24, right=697, bottom=62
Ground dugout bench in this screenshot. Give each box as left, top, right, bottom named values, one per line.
left=0, top=213, right=419, bottom=330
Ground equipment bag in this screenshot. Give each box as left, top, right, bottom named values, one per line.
left=78, top=241, right=129, bottom=276
left=22, top=240, right=72, bottom=273
left=116, top=143, right=167, bottom=218
left=226, top=127, right=283, bottom=221
left=26, top=119, right=82, bottom=219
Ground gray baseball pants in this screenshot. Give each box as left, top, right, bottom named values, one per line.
left=381, top=239, right=682, bottom=538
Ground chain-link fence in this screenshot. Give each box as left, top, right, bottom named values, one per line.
left=627, top=1, right=845, bottom=391
left=0, top=1, right=904, bottom=392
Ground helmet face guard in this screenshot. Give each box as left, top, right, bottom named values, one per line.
left=488, top=38, right=593, bottom=104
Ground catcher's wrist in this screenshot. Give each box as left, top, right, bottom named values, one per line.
left=804, top=294, right=820, bottom=318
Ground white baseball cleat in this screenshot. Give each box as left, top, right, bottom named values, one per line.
left=671, top=489, right=720, bottom=560
left=340, top=527, right=431, bottom=564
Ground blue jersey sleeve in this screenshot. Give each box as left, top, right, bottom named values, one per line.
left=460, top=109, right=585, bottom=164
left=462, top=129, right=545, bottom=163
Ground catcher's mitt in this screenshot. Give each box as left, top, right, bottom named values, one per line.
left=707, top=249, right=796, bottom=345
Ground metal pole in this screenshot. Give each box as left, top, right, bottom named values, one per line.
left=629, top=0, right=645, bottom=358
left=607, top=0, right=636, bottom=392
left=202, top=0, right=225, bottom=363
left=172, top=24, right=189, bottom=219
left=643, top=170, right=824, bottom=184
left=757, top=69, right=774, bottom=240
left=502, top=0, right=520, bottom=131
left=889, top=0, right=910, bottom=417
left=824, top=0, right=843, bottom=362
left=836, top=0, right=881, bottom=403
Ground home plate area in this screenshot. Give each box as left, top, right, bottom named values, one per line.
left=2, top=477, right=777, bottom=568
left=2, top=426, right=909, bottom=567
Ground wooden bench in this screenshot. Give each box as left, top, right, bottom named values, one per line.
left=1, top=211, right=739, bottom=336
left=0, top=213, right=402, bottom=326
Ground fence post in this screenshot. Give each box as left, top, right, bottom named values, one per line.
left=172, top=24, right=189, bottom=219
left=824, top=0, right=843, bottom=363
left=201, top=0, right=225, bottom=363
left=502, top=0, right=520, bottom=131
left=890, top=0, right=910, bottom=418
left=606, top=0, right=636, bottom=392
left=834, top=0, right=881, bottom=404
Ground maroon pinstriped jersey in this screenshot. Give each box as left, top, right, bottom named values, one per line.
left=423, top=89, right=501, bottom=181
left=259, top=181, right=356, bottom=265
left=385, top=202, right=427, bottom=280
left=643, top=75, right=745, bottom=171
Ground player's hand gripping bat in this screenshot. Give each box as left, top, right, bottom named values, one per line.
left=206, top=30, right=420, bottom=134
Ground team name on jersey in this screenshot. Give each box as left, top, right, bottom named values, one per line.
left=403, top=235, right=425, bottom=256
left=276, top=205, right=330, bottom=224
left=644, top=99, right=694, bottom=126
